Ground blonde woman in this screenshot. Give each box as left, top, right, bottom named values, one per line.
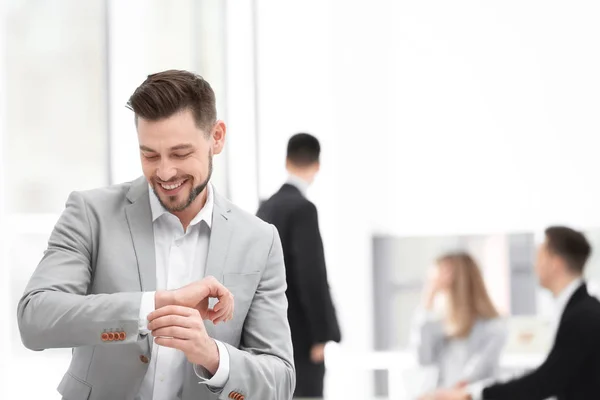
left=412, top=252, right=507, bottom=389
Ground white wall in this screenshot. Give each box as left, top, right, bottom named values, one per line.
left=0, top=2, right=7, bottom=396
left=378, top=0, right=600, bottom=236
left=255, top=0, right=600, bottom=395
left=108, top=0, right=229, bottom=194
left=223, top=0, right=259, bottom=211
left=108, top=0, right=193, bottom=185
left=3, top=2, right=108, bottom=398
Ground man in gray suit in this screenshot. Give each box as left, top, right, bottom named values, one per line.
left=17, top=70, right=295, bottom=400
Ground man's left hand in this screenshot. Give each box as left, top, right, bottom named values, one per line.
left=148, top=305, right=220, bottom=374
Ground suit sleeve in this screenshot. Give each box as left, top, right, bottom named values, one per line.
left=219, top=225, right=295, bottom=400
left=288, top=202, right=340, bottom=344
left=17, top=191, right=144, bottom=350
left=482, top=313, right=589, bottom=399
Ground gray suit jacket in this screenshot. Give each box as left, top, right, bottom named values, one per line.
left=17, top=177, right=295, bottom=400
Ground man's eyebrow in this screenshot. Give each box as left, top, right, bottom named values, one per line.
left=139, top=144, right=195, bottom=152
left=169, top=143, right=194, bottom=151
left=139, top=145, right=156, bottom=152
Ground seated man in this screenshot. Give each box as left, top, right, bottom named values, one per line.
left=424, top=226, right=600, bottom=400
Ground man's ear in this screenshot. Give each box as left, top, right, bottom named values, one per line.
left=211, top=120, right=226, bottom=155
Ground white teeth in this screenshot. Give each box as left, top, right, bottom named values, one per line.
left=161, top=181, right=184, bottom=190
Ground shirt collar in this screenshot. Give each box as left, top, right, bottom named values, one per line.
left=554, top=277, right=584, bottom=317
left=149, top=183, right=214, bottom=228
left=286, top=174, right=310, bottom=197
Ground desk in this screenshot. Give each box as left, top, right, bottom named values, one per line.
left=324, top=348, right=547, bottom=398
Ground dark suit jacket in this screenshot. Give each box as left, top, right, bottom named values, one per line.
left=483, top=283, right=600, bottom=400
left=257, top=184, right=341, bottom=356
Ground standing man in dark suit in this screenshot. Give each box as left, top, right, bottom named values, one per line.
left=424, top=226, right=600, bottom=400
left=257, top=133, right=341, bottom=398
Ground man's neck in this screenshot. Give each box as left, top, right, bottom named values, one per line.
left=286, top=169, right=312, bottom=183
left=172, top=189, right=208, bottom=230
left=286, top=173, right=310, bottom=197
left=550, top=274, right=583, bottom=298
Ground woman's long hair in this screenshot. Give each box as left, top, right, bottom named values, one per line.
left=437, top=252, right=499, bottom=338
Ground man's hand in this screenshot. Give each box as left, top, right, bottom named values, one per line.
left=310, top=343, right=326, bottom=364
left=148, top=305, right=220, bottom=374
left=454, top=381, right=468, bottom=390
left=155, top=276, right=234, bottom=324
left=418, top=388, right=470, bottom=400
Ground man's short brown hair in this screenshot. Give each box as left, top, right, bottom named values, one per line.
left=545, top=226, right=591, bottom=274
left=127, top=70, right=216, bottom=131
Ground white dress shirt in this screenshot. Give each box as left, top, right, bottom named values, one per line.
left=548, top=278, right=583, bottom=342
left=135, top=184, right=230, bottom=400
left=286, top=174, right=309, bottom=197
left=468, top=278, right=585, bottom=400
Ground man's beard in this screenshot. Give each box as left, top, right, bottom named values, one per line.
left=154, top=151, right=213, bottom=213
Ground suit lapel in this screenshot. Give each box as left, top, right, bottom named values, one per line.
left=204, top=192, right=233, bottom=283
left=124, top=177, right=157, bottom=292
left=204, top=192, right=233, bottom=339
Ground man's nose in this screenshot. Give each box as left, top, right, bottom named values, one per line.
left=156, top=160, right=177, bottom=182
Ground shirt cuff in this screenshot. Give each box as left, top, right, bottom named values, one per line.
left=138, top=291, right=156, bottom=336
left=193, top=340, right=230, bottom=388
left=466, top=381, right=486, bottom=400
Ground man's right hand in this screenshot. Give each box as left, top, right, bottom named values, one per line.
left=418, top=388, right=470, bottom=400
left=310, top=343, right=326, bottom=364
left=155, top=276, right=234, bottom=324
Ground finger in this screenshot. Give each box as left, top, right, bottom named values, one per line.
left=205, top=310, right=222, bottom=324
left=152, top=326, right=194, bottom=340
left=209, top=285, right=230, bottom=301
left=206, top=311, right=223, bottom=324
left=213, top=302, right=234, bottom=323
left=154, top=337, right=191, bottom=352
left=225, top=303, right=234, bottom=321
left=204, top=276, right=232, bottom=299
left=148, top=305, right=198, bottom=322
left=213, top=300, right=233, bottom=318
left=208, top=301, right=232, bottom=323
left=203, top=276, right=223, bottom=296
left=209, top=305, right=228, bottom=322
left=213, top=313, right=228, bottom=324
left=212, top=299, right=226, bottom=313
left=149, top=314, right=197, bottom=331
left=211, top=296, right=233, bottom=316
left=218, top=306, right=234, bottom=323
left=228, top=302, right=235, bottom=320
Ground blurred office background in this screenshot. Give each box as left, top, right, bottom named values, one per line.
left=2, top=0, right=600, bottom=398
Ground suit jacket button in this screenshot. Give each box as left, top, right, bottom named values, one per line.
left=139, top=355, right=149, bottom=364
left=119, top=332, right=126, bottom=341
left=107, top=332, right=115, bottom=341
left=101, top=333, right=109, bottom=342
